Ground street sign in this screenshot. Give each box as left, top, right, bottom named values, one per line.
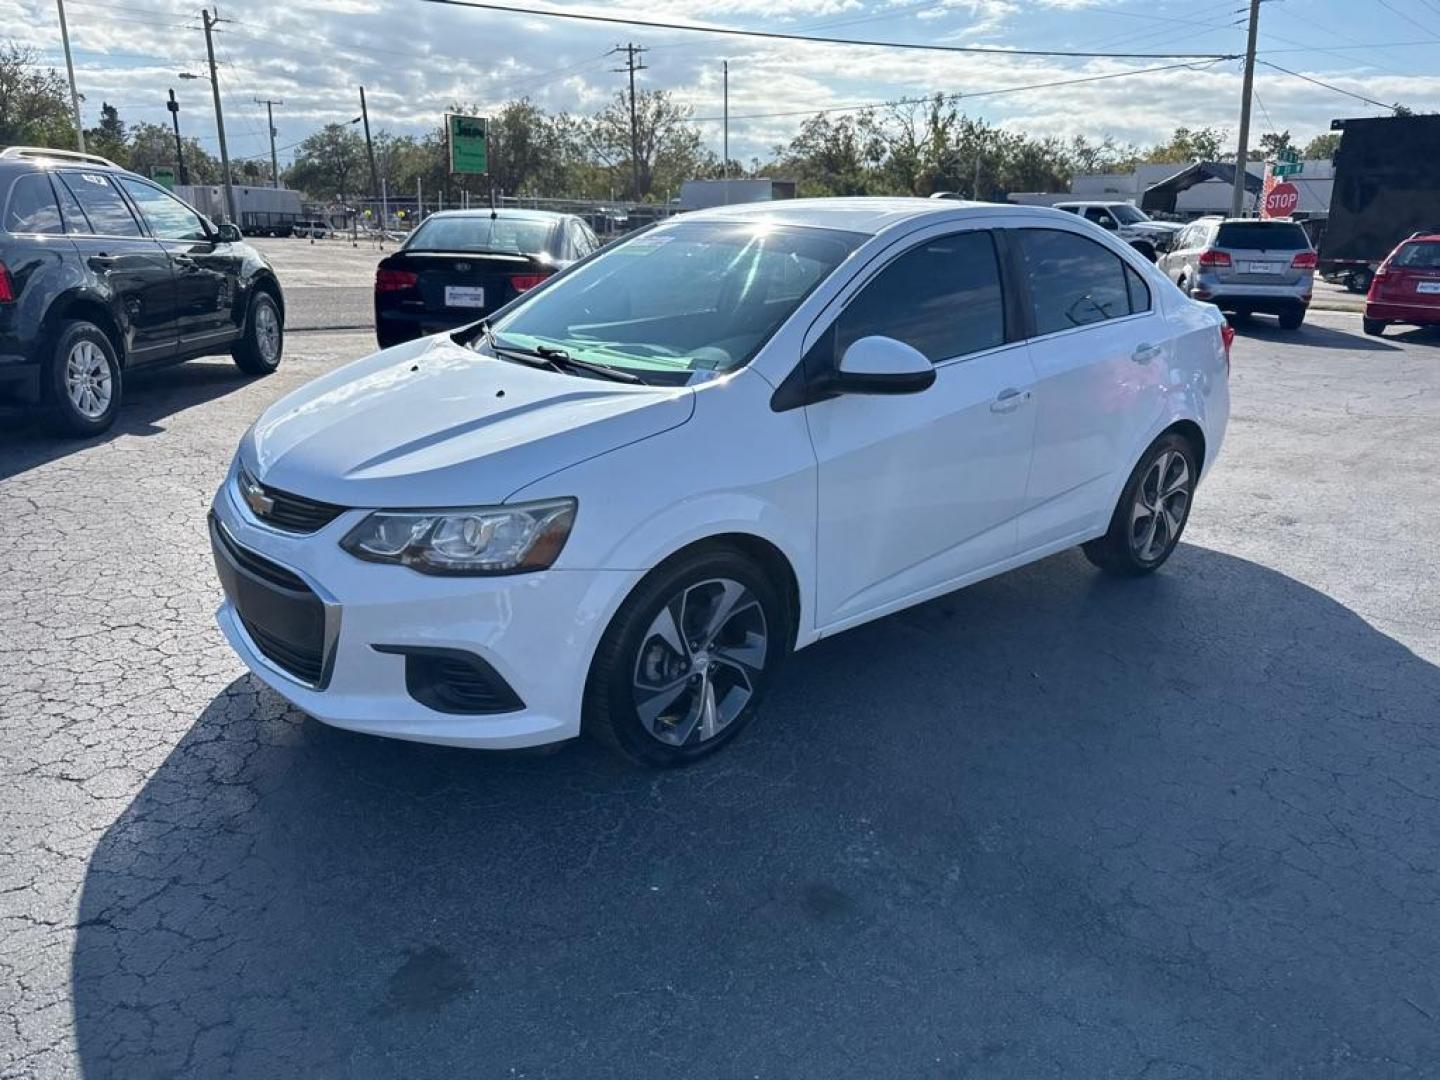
left=1264, top=181, right=1300, bottom=218
left=151, top=166, right=176, bottom=190
left=446, top=113, right=488, bottom=176
left=1272, top=162, right=1304, bottom=177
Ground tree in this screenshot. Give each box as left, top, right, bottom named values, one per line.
left=284, top=123, right=366, bottom=200
left=1142, top=126, right=1226, bottom=164
left=588, top=89, right=705, bottom=200
left=126, top=121, right=219, bottom=183
left=1301, top=132, right=1341, bottom=160
left=85, top=102, right=128, bottom=165
left=1256, top=130, right=1293, bottom=160
left=775, top=112, right=883, bottom=197
left=0, top=43, right=75, bottom=148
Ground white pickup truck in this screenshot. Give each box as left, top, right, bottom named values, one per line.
left=1053, top=201, right=1182, bottom=262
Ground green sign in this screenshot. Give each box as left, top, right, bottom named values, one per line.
left=1273, top=162, right=1304, bottom=177
left=151, top=166, right=176, bottom=190
left=446, top=113, right=488, bottom=176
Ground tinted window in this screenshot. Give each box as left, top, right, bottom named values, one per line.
left=837, top=231, right=1005, bottom=363
left=1083, top=207, right=1116, bottom=227
left=1125, top=264, right=1151, bottom=313
left=52, top=177, right=90, bottom=234
left=57, top=172, right=142, bottom=236
left=5, top=174, right=64, bottom=234
left=1392, top=241, right=1440, bottom=268
left=406, top=215, right=555, bottom=255
left=1214, top=222, right=1309, bottom=251
left=117, top=178, right=208, bottom=241
left=1018, top=228, right=1136, bottom=335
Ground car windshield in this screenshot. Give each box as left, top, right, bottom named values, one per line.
left=407, top=215, right=554, bottom=255
left=487, top=220, right=863, bottom=379
left=1215, top=222, right=1310, bottom=250
left=1111, top=204, right=1149, bottom=225
left=1393, top=240, right=1440, bottom=268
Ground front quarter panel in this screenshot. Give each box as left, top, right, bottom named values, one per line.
left=505, top=367, right=821, bottom=645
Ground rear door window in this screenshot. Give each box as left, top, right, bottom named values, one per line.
left=5, top=174, right=64, bottom=234
left=837, top=230, right=1006, bottom=363
left=1016, top=228, right=1145, bottom=336
left=1392, top=241, right=1440, bottom=268
left=56, top=172, right=143, bottom=237
left=1214, top=222, right=1309, bottom=251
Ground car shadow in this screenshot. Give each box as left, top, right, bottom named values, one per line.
left=1228, top=314, right=1402, bottom=351
left=70, top=545, right=1440, bottom=1078
left=0, top=359, right=256, bottom=482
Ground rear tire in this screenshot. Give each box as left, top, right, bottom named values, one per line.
left=1277, top=308, right=1305, bottom=330
left=584, top=547, right=790, bottom=767
left=45, top=320, right=122, bottom=437
left=1083, top=433, right=1198, bottom=577
left=232, top=289, right=283, bottom=375
left=1363, top=318, right=1386, bottom=337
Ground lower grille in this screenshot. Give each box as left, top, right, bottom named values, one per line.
left=211, top=515, right=333, bottom=687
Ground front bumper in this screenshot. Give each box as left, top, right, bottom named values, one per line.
left=210, top=474, right=640, bottom=749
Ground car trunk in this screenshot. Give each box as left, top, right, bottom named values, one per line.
left=375, top=249, right=552, bottom=323
left=1374, top=242, right=1440, bottom=305
left=1212, top=223, right=1312, bottom=287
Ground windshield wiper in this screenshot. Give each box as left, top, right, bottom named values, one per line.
left=501, top=339, right=642, bottom=384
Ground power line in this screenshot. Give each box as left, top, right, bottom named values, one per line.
left=1258, top=60, right=1399, bottom=112
left=684, top=58, right=1225, bottom=123
left=415, top=0, right=1237, bottom=59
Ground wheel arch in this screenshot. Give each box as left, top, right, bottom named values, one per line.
left=42, top=293, right=126, bottom=366
left=247, top=270, right=285, bottom=321
left=1162, top=418, right=1207, bottom=475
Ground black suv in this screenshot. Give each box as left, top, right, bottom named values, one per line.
left=0, top=146, right=285, bottom=436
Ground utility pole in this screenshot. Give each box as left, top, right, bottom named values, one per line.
left=167, top=88, right=187, bottom=184
left=722, top=60, right=729, bottom=182
left=201, top=8, right=236, bottom=223
left=359, top=86, right=380, bottom=212
left=610, top=43, right=647, bottom=202
left=254, top=97, right=283, bottom=188
left=55, top=0, right=86, bottom=152
left=1231, top=0, right=1262, bottom=217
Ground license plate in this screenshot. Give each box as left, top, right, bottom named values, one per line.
left=445, top=285, right=486, bottom=308
left=1247, top=262, right=1278, bottom=274
left=1417, top=281, right=1440, bottom=294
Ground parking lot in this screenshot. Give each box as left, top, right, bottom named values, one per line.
left=2, top=273, right=1439, bottom=1078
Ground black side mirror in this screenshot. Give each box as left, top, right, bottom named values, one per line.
left=215, top=221, right=243, bottom=243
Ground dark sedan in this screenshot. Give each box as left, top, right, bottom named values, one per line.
left=374, top=209, right=600, bottom=348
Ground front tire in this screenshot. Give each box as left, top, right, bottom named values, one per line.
left=46, top=320, right=122, bottom=437
left=1083, top=433, right=1198, bottom=577
left=584, top=548, right=790, bottom=767
left=232, top=289, right=283, bottom=375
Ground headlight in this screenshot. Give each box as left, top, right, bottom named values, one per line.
left=340, top=498, right=576, bottom=575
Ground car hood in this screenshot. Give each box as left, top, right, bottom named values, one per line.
left=242, top=335, right=695, bottom=507
left=1127, top=221, right=1182, bottom=235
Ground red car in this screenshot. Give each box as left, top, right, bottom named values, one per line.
left=1364, top=233, right=1440, bottom=336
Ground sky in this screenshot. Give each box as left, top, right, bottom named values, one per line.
left=12, top=0, right=1440, bottom=172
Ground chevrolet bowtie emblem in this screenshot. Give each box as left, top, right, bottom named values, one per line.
left=241, top=474, right=274, bottom=517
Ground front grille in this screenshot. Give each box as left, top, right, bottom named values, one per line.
left=374, top=646, right=524, bottom=715
left=237, top=468, right=346, bottom=533
left=211, top=516, right=331, bottom=687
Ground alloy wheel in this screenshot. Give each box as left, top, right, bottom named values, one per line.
left=255, top=301, right=280, bottom=364
left=65, top=340, right=113, bottom=419
left=1130, top=449, right=1191, bottom=562
left=632, top=577, right=768, bottom=748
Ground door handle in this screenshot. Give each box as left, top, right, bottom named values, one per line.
left=989, top=387, right=1027, bottom=414
left=172, top=254, right=197, bottom=267
left=1132, top=342, right=1163, bottom=364
left=88, top=254, right=118, bottom=268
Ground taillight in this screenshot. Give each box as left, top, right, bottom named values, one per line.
left=375, top=268, right=418, bottom=292
left=1291, top=251, right=1318, bottom=270
left=509, top=272, right=552, bottom=293
left=1220, top=321, right=1235, bottom=376
left=0, top=261, right=14, bottom=303
left=1197, top=249, right=1232, bottom=268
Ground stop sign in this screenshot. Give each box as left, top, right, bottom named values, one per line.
left=1265, top=182, right=1300, bottom=218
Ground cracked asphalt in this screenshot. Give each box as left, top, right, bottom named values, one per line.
left=2, top=309, right=1438, bottom=1079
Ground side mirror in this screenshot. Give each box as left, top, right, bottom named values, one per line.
left=215, top=221, right=243, bottom=243
left=831, top=336, right=936, bottom=395
left=1099, top=217, right=1119, bottom=230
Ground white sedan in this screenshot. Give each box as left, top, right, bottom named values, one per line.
left=211, top=198, right=1231, bottom=766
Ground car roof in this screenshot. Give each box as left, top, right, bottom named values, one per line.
left=422, top=208, right=570, bottom=222
left=678, top=197, right=1070, bottom=237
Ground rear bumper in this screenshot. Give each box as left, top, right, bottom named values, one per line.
left=1365, top=299, right=1440, bottom=324
left=1192, top=283, right=1310, bottom=314
left=375, top=305, right=482, bottom=344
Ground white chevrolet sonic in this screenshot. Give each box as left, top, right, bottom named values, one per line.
left=212, top=199, right=1231, bottom=766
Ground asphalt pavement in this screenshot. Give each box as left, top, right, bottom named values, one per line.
left=2, top=311, right=1439, bottom=1078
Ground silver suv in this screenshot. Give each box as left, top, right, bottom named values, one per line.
left=1159, top=217, right=1316, bottom=329
left=1053, top=201, right=1181, bottom=261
